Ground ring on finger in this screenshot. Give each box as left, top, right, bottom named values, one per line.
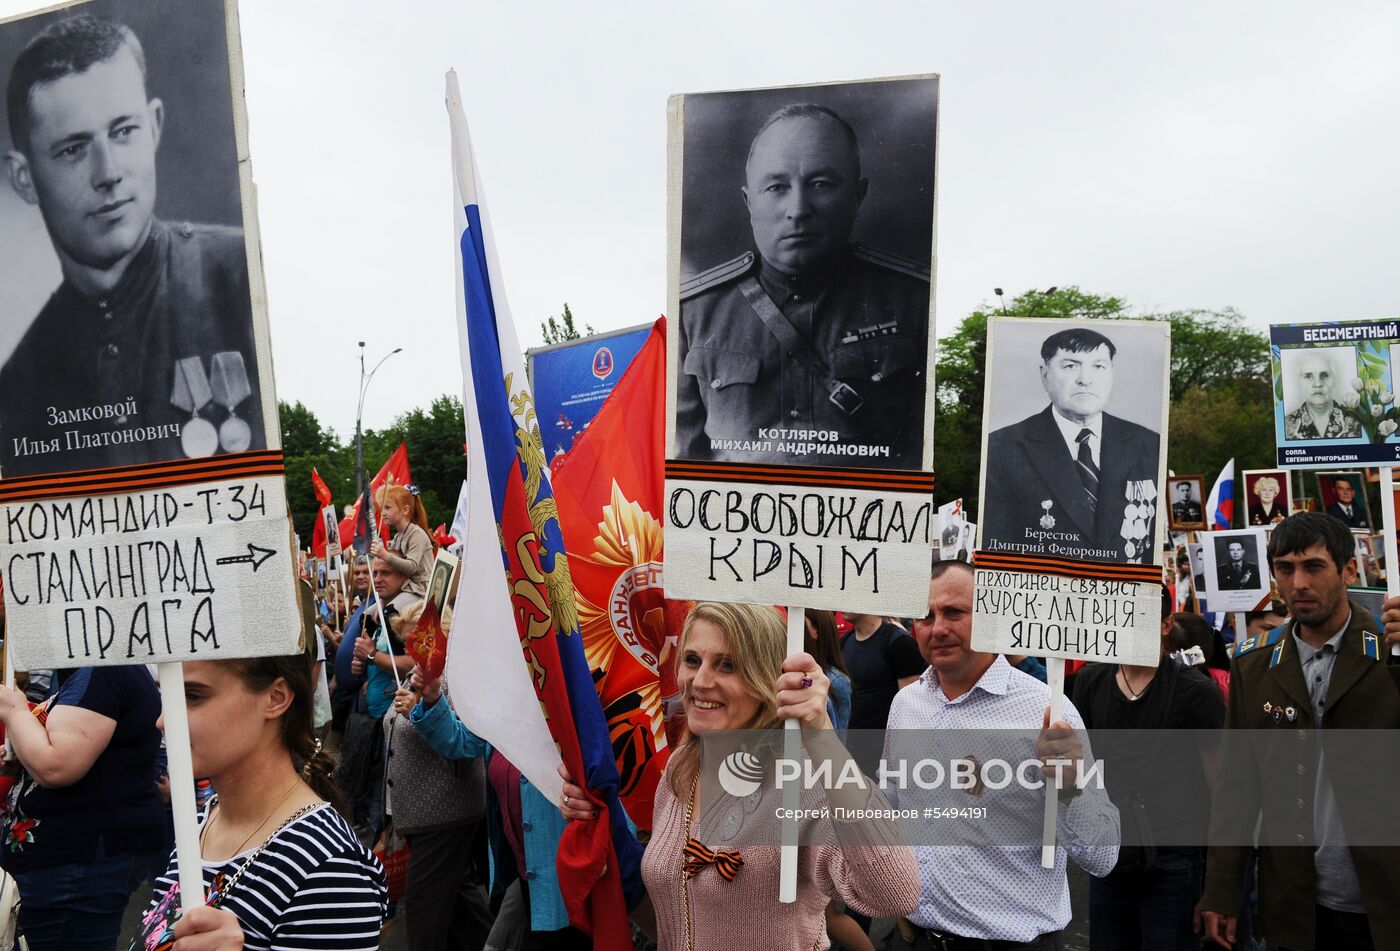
left=563, top=794, right=571, bottom=806
left=799, top=676, right=814, bottom=689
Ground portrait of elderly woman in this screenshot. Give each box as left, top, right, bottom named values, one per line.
left=1281, top=348, right=1362, bottom=440
left=1243, top=469, right=1291, bottom=527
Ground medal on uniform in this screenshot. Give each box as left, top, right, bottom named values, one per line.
left=1284, top=705, right=1297, bottom=722
left=170, top=356, right=218, bottom=458
left=210, top=351, right=253, bottom=452
left=1119, top=480, right=1157, bottom=563
left=1039, top=500, right=1055, bottom=529
left=1263, top=701, right=1273, bottom=714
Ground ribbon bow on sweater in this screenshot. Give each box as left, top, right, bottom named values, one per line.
left=682, top=838, right=744, bottom=881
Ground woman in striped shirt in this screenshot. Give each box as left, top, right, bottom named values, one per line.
left=134, top=651, right=387, bottom=950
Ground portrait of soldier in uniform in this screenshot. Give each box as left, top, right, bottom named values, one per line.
left=0, top=9, right=264, bottom=477
left=980, top=321, right=1168, bottom=564
left=672, top=78, right=936, bottom=470
left=1214, top=538, right=1260, bottom=590
left=1167, top=476, right=1206, bottom=530
left=1280, top=347, right=1361, bottom=441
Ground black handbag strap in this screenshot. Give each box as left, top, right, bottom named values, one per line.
left=736, top=276, right=864, bottom=415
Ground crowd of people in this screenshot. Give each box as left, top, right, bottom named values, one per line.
left=0, top=506, right=1394, bottom=950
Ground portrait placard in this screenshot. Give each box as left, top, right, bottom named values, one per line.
left=1314, top=471, right=1372, bottom=533
left=1, top=476, right=300, bottom=669
left=1269, top=319, right=1400, bottom=468
left=1186, top=542, right=1212, bottom=614
left=1200, top=528, right=1271, bottom=612
left=0, top=0, right=275, bottom=478
left=663, top=75, right=938, bottom=614
left=0, top=0, right=297, bottom=669
left=1166, top=475, right=1207, bottom=531
left=1241, top=469, right=1291, bottom=528
left=937, top=498, right=972, bottom=562
left=977, top=317, right=1171, bottom=565
left=321, top=503, right=342, bottom=561
left=426, top=549, right=459, bottom=621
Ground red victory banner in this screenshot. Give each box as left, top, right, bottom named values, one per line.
left=552, top=317, right=689, bottom=831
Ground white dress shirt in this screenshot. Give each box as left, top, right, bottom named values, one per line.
left=883, top=656, right=1120, bottom=941
left=1051, top=409, right=1102, bottom=468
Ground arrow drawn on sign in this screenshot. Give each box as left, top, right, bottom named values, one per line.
left=216, top=544, right=278, bottom=573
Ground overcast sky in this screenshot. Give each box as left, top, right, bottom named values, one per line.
left=2, top=0, right=1397, bottom=440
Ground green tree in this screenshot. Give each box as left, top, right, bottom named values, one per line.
left=540, top=302, right=595, bottom=346
left=388, top=395, right=466, bottom=528
left=278, top=401, right=346, bottom=544
left=279, top=400, right=338, bottom=458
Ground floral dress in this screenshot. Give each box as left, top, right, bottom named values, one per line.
left=1284, top=404, right=1360, bottom=439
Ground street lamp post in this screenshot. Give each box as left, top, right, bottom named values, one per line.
left=354, top=342, right=403, bottom=499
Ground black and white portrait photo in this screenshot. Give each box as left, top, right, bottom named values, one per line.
left=1278, top=346, right=1362, bottom=441
left=321, top=503, right=341, bottom=560
left=1167, top=475, right=1206, bottom=531
left=668, top=76, right=937, bottom=470
left=1186, top=542, right=1211, bottom=614
left=0, top=0, right=269, bottom=478
left=978, top=318, right=1170, bottom=564
left=1202, top=528, right=1270, bottom=610
left=427, top=550, right=459, bottom=620
left=1316, top=471, right=1372, bottom=532
left=1212, top=536, right=1260, bottom=590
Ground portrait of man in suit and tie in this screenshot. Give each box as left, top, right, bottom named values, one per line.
left=1317, top=471, right=1372, bottom=532
left=979, top=319, right=1169, bottom=564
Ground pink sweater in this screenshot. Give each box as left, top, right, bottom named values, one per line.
left=641, top=768, right=919, bottom=951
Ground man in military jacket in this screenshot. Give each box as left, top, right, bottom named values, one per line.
left=1216, top=540, right=1260, bottom=590
left=675, top=103, right=930, bottom=470
left=1170, top=479, right=1204, bottom=527
left=981, top=327, right=1160, bottom=563
left=1201, top=513, right=1400, bottom=951
left=0, top=14, right=262, bottom=477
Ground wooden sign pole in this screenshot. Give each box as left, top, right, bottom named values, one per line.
left=1380, top=468, right=1400, bottom=656
left=779, top=606, right=804, bottom=903
left=159, top=662, right=204, bottom=911
left=1040, top=656, right=1066, bottom=868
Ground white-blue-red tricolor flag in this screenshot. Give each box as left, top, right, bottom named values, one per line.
left=443, top=71, right=640, bottom=947
left=1207, top=458, right=1235, bottom=531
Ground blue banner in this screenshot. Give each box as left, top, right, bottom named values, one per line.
left=530, top=326, right=652, bottom=459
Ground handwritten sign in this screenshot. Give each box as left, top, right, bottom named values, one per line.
left=1, top=477, right=300, bottom=669
left=663, top=480, right=932, bottom=614
left=972, top=568, right=1161, bottom=665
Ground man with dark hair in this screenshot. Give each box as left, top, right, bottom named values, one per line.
left=1, top=13, right=262, bottom=477
left=981, top=327, right=1160, bottom=562
left=676, top=101, right=931, bottom=468
left=1199, top=512, right=1400, bottom=951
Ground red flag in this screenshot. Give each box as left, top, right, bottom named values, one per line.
left=404, top=596, right=447, bottom=680
left=551, top=317, right=688, bottom=832
left=311, top=467, right=333, bottom=507
left=338, top=443, right=412, bottom=552
left=310, top=468, right=334, bottom=557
